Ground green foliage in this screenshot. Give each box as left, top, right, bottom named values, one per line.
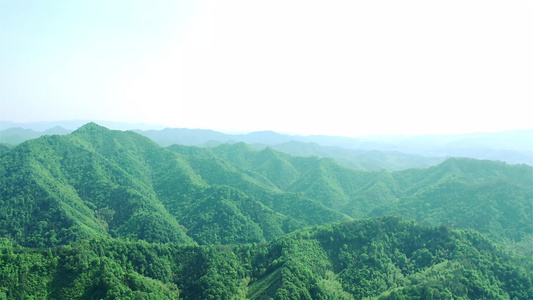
left=0, top=143, right=13, bottom=156
left=2, top=124, right=357, bottom=247
left=0, top=218, right=531, bottom=299
left=5, top=124, right=529, bottom=249
left=0, top=125, right=194, bottom=247
left=244, top=217, right=533, bottom=299
left=377, top=158, right=533, bottom=246
left=1, top=124, right=532, bottom=299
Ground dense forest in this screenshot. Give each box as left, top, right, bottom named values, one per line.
left=1, top=123, right=531, bottom=299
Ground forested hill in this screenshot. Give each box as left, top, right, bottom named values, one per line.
left=167, top=142, right=532, bottom=248
left=1, top=217, right=531, bottom=299
left=1, top=123, right=531, bottom=248
left=1, top=123, right=532, bottom=298
left=0, top=123, right=346, bottom=247
left=3, top=121, right=531, bottom=166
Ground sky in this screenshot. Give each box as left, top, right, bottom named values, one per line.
left=1, top=0, right=532, bottom=137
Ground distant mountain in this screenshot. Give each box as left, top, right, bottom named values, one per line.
left=1, top=123, right=532, bottom=298
left=132, top=128, right=296, bottom=147
left=0, top=127, right=45, bottom=144
left=133, top=127, right=231, bottom=147
left=2, top=120, right=531, bottom=165
left=2, top=124, right=530, bottom=250
left=253, top=141, right=446, bottom=171
left=0, top=120, right=88, bottom=131
left=43, top=126, right=72, bottom=135
left=352, top=130, right=533, bottom=165
left=0, top=120, right=166, bottom=131
left=136, top=127, right=532, bottom=166
left=0, top=126, right=72, bottom=145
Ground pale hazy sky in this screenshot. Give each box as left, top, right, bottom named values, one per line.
left=1, top=0, right=532, bottom=136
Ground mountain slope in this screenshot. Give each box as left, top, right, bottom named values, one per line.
left=1, top=123, right=532, bottom=299
left=379, top=158, right=533, bottom=245
left=169, top=140, right=532, bottom=247
left=1, top=217, right=531, bottom=299
left=256, top=141, right=446, bottom=171
left=1, top=123, right=531, bottom=250
left=167, top=143, right=353, bottom=227
left=245, top=217, right=533, bottom=299
left=0, top=124, right=350, bottom=247
left=0, top=124, right=195, bottom=246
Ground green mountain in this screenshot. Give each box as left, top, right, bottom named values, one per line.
left=0, top=143, right=12, bottom=154
left=2, top=124, right=531, bottom=248
left=253, top=141, right=446, bottom=171
left=169, top=141, right=532, bottom=247
left=379, top=158, right=533, bottom=248
left=1, top=217, right=531, bottom=299
left=4, top=121, right=530, bottom=166
left=244, top=217, right=533, bottom=299
left=0, top=123, right=195, bottom=247
left=1, top=123, right=532, bottom=299
left=0, top=123, right=350, bottom=247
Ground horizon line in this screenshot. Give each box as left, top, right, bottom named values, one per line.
left=1, top=119, right=532, bottom=138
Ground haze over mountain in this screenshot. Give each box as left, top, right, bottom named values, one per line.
left=0, top=120, right=165, bottom=132
left=3, top=0, right=532, bottom=296
left=2, top=1, right=531, bottom=138
left=1, top=123, right=531, bottom=246
left=2, top=120, right=531, bottom=167
left=1, top=123, right=532, bottom=298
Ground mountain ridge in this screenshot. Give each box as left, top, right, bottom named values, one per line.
left=1, top=123, right=532, bottom=299
left=2, top=120, right=530, bottom=166
left=2, top=123, right=530, bottom=248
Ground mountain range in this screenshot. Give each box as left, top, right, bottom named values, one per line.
left=0, top=122, right=532, bottom=299
left=2, top=120, right=532, bottom=168
left=134, top=127, right=532, bottom=166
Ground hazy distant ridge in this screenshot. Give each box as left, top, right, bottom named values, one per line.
left=1, top=120, right=531, bottom=166
left=135, top=127, right=533, bottom=166
left=1, top=123, right=531, bottom=298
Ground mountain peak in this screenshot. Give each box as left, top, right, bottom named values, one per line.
left=43, top=126, right=71, bottom=135
left=73, top=122, right=110, bottom=134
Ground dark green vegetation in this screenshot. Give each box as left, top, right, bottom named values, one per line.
left=0, top=143, right=12, bottom=155
left=1, top=218, right=532, bottom=299
left=0, top=217, right=533, bottom=299
left=1, top=123, right=532, bottom=299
